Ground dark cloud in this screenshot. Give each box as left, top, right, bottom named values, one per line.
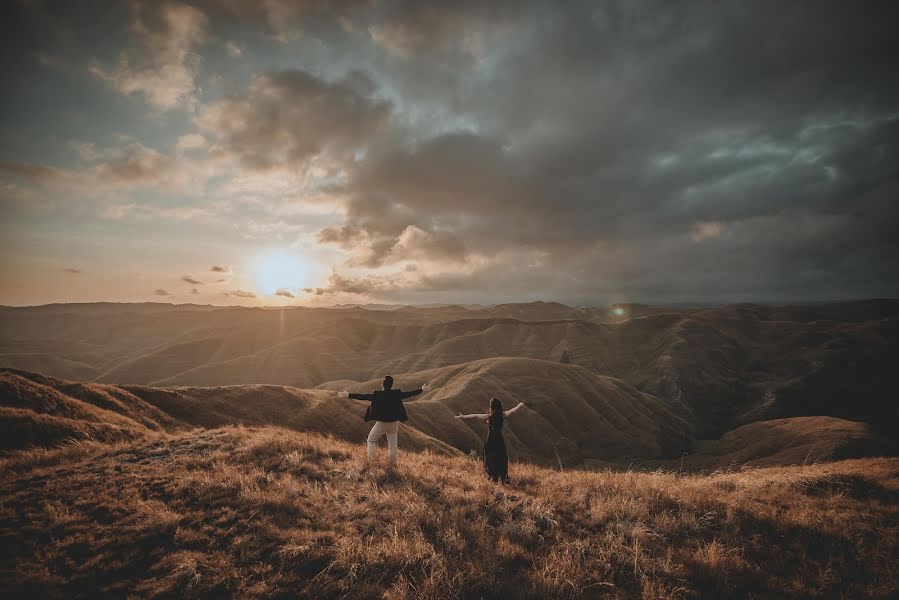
left=366, top=0, right=525, bottom=59
left=181, top=274, right=203, bottom=285
left=61, top=267, right=82, bottom=274
left=304, top=272, right=400, bottom=296
left=317, top=223, right=467, bottom=268
left=190, top=288, right=199, bottom=294
left=274, top=288, right=295, bottom=298
left=154, top=288, right=171, bottom=296
left=298, top=1, right=899, bottom=302
left=197, top=0, right=370, bottom=35
left=197, top=69, right=391, bottom=171
left=225, top=289, right=256, bottom=298
left=5, top=0, right=898, bottom=304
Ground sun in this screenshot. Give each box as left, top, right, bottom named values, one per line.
left=254, top=250, right=307, bottom=296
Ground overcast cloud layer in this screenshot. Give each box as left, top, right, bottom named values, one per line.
left=1, top=0, right=897, bottom=306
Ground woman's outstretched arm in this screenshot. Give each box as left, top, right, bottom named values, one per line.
left=455, top=412, right=489, bottom=420
left=503, top=402, right=526, bottom=417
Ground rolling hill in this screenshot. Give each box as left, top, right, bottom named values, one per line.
left=1, top=299, right=896, bottom=443
left=1, top=425, right=896, bottom=598
left=0, top=369, right=457, bottom=458
left=2, top=363, right=892, bottom=470
left=319, top=357, right=692, bottom=464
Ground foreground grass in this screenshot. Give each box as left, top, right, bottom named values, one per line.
left=1, top=427, right=896, bottom=599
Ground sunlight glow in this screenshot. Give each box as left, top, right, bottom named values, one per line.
left=254, top=250, right=307, bottom=296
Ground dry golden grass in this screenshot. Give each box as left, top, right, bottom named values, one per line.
left=1, top=426, right=896, bottom=599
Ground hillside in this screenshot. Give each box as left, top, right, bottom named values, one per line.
left=1, top=300, right=895, bottom=439
left=0, top=369, right=457, bottom=458
left=1, top=361, right=691, bottom=467
left=5, top=363, right=895, bottom=470
left=1, top=426, right=896, bottom=598
left=321, top=357, right=692, bottom=464
left=684, top=416, right=891, bottom=469
left=0, top=369, right=183, bottom=452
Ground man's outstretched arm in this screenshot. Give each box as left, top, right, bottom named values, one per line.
left=338, top=390, right=374, bottom=400
left=400, top=382, right=432, bottom=399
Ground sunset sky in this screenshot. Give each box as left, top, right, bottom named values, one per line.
left=1, top=1, right=897, bottom=306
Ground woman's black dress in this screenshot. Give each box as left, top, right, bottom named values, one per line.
left=484, top=411, right=509, bottom=482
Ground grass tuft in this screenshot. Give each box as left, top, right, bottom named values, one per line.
left=1, top=425, right=896, bottom=598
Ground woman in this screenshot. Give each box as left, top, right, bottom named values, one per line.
left=455, top=398, right=525, bottom=483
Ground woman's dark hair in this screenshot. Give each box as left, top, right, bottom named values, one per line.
left=488, top=398, right=504, bottom=428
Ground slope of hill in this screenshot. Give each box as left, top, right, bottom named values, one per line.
left=601, top=307, right=898, bottom=436
left=0, top=369, right=457, bottom=457
left=0, top=352, right=101, bottom=381
left=4, top=364, right=895, bottom=470
left=322, top=357, right=692, bottom=464
left=685, top=416, right=891, bottom=468
left=0, top=369, right=183, bottom=452
left=2, top=300, right=896, bottom=440
left=1, top=426, right=896, bottom=598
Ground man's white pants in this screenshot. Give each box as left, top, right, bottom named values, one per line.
left=367, top=421, right=399, bottom=464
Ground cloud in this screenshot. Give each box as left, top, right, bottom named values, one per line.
left=6, top=1, right=899, bottom=305
left=690, top=222, right=726, bottom=243
left=210, top=265, right=231, bottom=272
left=154, top=288, right=171, bottom=296
left=195, top=69, right=391, bottom=171
left=292, top=2, right=899, bottom=302
left=225, top=289, right=256, bottom=298
left=304, top=271, right=400, bottom=296
left=274, top=288, right=295, bottom=298
left=61, top=267, right=83, bottom=274
left=388, top=225, right=466, bottom=263
left=0, top=162, right=69, bottom=186
left=367, top=0, right=523, bottom=59
left=2, top=142, right=185, bottom=197
left=316, top=224, right=369, bottom=250
left=224, top=41, right=242, bottom=57
left=196, top=0, right=370, bottom=37
left=98, top=144, right=173, bottom=185
left=191, top=288, right=199, bottom=294
left=89, top=2, right=208, bottom=110
left=176, top=133, right=207, bottom=152
left=181, top=274, right=203, bottom=285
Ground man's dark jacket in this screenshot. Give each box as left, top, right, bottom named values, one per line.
left=348, top=388, right=423, bottom=422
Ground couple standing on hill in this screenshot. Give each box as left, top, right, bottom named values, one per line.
left=336, top=375, right=525, bottom=483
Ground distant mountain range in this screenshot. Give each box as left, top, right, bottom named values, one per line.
left=1, top=299, right=896, bottom=467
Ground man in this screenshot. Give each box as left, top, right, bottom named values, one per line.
left=338, top=375, right=431, bottom=465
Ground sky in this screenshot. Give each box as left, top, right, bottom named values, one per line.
left=1, top=0, right=897, bottom=307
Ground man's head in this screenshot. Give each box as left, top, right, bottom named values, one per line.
left=382, top=375, right=394, bottom=390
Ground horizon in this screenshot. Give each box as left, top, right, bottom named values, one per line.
left=2, top=2, right=898, bottom=307
left=2, top=297, right=897, bottom=311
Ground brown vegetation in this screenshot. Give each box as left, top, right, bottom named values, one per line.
left=2, top=300, right=895, bottom=441
left=1, top=426, right=896, bottom=598
left=0, top=369, right=457, bottom=458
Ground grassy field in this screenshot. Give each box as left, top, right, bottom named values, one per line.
left=1, top=426, right=896, bottom=598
